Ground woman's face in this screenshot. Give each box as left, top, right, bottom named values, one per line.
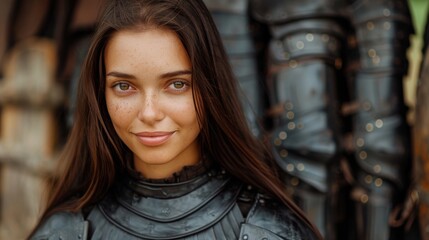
left=104, top=28, right=201, bottom=179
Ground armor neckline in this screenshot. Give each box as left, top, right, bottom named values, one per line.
left=97, top=171, right=243, bottom=239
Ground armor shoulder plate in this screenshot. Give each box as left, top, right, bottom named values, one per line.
left=30, top=211, right=89, bottom=240
left=239, top=194, right=317, bottom=240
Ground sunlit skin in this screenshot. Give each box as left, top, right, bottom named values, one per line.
left=104, top=28, right=201, bottom=179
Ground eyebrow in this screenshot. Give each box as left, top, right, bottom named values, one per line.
left=160, top=70, right=192, bottom=78
left=106, top=70, right=192, bottom=79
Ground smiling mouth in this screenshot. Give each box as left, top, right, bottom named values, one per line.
left=135, top=131, right=175, bottom=146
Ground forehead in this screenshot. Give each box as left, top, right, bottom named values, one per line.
left=104, top=28, right=192, bottom=75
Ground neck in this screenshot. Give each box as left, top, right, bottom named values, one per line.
left=134, top=154, right=201, bottom=179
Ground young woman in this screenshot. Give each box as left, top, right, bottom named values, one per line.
left=31, top=0, right=322, bottom=239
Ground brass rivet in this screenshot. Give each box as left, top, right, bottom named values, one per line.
left=286, top=164, right=294, bottom=172
left=288, top=122, right=296, bottom=130
left=372, top=56, right=380, bottom=64
left=375, top=119, right=383, bottom=128
left=364, top=175, right=373, bottom=184
left=366, top=123, right=374, bottom=132
left=306, top=33, right=314, bottom=41
left=280, top=149, right=288, bottom=158
left=296, top=41, right=304, bottom=49
left=289, top=60, right=298, bottom=68
left=291, top=177, right=300, bottom=186
left=356, top=138, right=365, bottom=147
left=285, top=102, right=294, bottom=110
left=274, top=138, right=281, bottom=146
left=384, top=22, right=391, bottom=30
left=287, top=111, right=295, bottom=119
left=359, top=151, right=368, bottom=160
left=367, top=21, right=374, bottom=30
left=375, top=178, right=383, bottom=187
left=297, top=163, right=305, bottom=171
left=361, top=194, right=369, bottom=203
left=383, top=9, right=391, bottom=16
left=368, top=49, right=376, bottom=58
left=279, top=131, right=287, bottom=140
left=374, top=164, right=381, bottom=173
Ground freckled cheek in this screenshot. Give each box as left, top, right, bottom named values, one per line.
left=106, top=99, right=137, bottom=127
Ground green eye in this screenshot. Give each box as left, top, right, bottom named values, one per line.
left=119, top=83, right=130, bottom=90
left=173, top=81, right=185, bottom=89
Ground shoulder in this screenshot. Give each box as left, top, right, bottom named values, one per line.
left=30, top=211, right=89, bottom=240
left=239, top=193, right=318, bottom=240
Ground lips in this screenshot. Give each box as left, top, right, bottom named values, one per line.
left=134, top=131, right=175, bottom=146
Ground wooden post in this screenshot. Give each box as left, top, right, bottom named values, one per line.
left=0, top=38, right=62, bottom=239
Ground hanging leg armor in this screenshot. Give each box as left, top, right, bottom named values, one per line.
left=203, top=0, right=266, bottom=138
left=348, top=0, right=414, bottom=239
left=250, top=0, right=349, bottom=238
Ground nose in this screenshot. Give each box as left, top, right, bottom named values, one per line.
left=137, top=93, right=164, bottom=124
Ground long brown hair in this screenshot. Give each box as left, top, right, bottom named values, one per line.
left=35, top=0, right=322, bottom=238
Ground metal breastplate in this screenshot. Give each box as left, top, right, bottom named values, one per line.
left=87, top=170, right=244, bottom=239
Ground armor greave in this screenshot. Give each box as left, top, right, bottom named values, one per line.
left=204, top=0, right=265, bottom=137
left=349, top=0, right=413, bottom=239
left=260, top=15, right=346, bottom=238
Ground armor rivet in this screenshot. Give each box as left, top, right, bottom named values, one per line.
left=366, top=123, right=374, bottom=132
left=280, top=149, right=288, bottom=158
left=356, top=138, right=365, bottom=147
left=285, top=102, right=294, bottom=110
left=375, top=119, right=384, bottom=128
left=286, top=111, right=295, bottom=120
left=296, top=41, right=304, bottom=49
left=374, top=164, right=381, bottom=173
left=297, top=163, right=305, bottom=171
left=368, top=49, right=376, bottom=58
left=247, top=185, right=253, bottom=190
left=286, top=164, right=294, bottom=172
left=383, top=9, right=391, bottom=17
left=289, top=60, right=298, bottom=68
left=288, top=122, right=296, bottom=130
left=321, top=34, right=329, bottom=42
left=306, top=33, right=314, bottom=42
left=372, top=56, right=380, bottom=65
left=274, top=138, right=282, bottom=146
left=297, top=123, right=304, bottom=129
left=291, top=177, right=300, bottom=186
left=279, top=131, right=287, bottom=140
left=360, top=194, right=369, bottom=203
left=243, top=234, right=249, bottom=240
left=384, top=22, right=391, bottom=30
left=375, top=178, right=383, bottom=187
left=367, top=22, right=374, bottom=30
left=364, top=175, right=373, bottom=184
left=221, top=170, right=226, bottom=175
left=359, top=151, right=368, bottom=160
left=259, top=199, right=265, bottom=204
